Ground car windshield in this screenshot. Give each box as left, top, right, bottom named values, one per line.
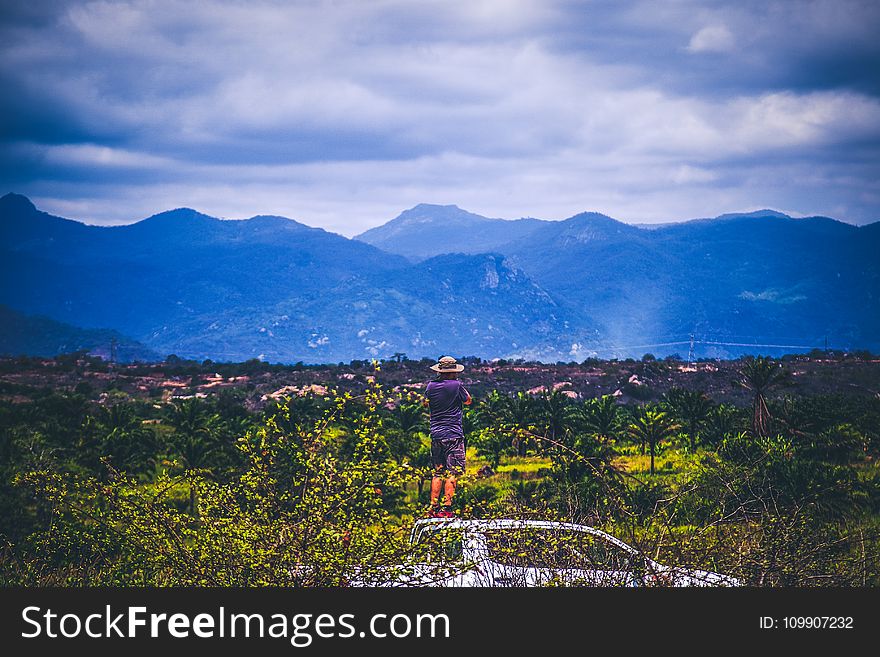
left=413, top=527, right=464, bottom=564
left=483, top=527, right=639, bottom=571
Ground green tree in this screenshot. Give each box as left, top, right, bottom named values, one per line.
left=536, top=389, right=572, bottom=456
left=565, top=395, right=621, bottom=444
left=541, top=405, right=626, bottom=520
left=738, top=357, right=789, bottom=437
left=266, top=393, right=328, bottom=438
left=506, top=392, right=537, bottom=456
left=166, top=399, right=223, bottom=470
left=165, top=398, right=223, bottom=512
left=384, top=401, right=426, bottom=464
left=94, top=403, right=158, bottom=476
left=628, top=406, right=680, bottom=475
left=471, top=390, right=512, bottom=469
left=663, top=388, right=713, bottom=451
left=703, top=403, right=741, bottom=446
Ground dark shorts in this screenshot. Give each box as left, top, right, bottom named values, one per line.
left=431, top=435, right=465, bottom=475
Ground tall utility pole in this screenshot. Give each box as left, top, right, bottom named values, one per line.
left=687, top=333, right=695, bottom=368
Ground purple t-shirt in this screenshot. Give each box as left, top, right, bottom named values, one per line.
left=426, top=379, right=470, bottom=440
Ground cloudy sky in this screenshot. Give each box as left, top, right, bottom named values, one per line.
left=2, top=0, right=879, bottom=235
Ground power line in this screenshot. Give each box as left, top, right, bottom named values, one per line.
left=592, top=337, right=820, bottom=352
left=700, top=340, right=814, bottom=349
left=601, top=341, right=692, bottom=351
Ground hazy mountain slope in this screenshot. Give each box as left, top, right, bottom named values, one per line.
left=354, top=204, right=545, bottom=260
left=0, top=305, right=157, bottom=362
left=502, top=210, right=880, bottom=356
left=1, top=194, right=407, bottom=327
left=149, top=253, right=594, bottom=363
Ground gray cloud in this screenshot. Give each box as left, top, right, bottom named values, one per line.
left=1, top=0, right=879, bottom=231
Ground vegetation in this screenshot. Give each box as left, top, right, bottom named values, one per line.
left=1, top=352, right=879, bottom=586
left=738, top=356, right=791, bottom=437
left=628, top=406, right=680, bottom=475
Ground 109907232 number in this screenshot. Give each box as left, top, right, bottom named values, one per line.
left=782, top=617, right=854, bottom=629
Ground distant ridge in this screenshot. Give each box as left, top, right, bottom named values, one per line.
left=355, top=203, right=545, bottom=260
left=715, top=209, right=791, bottom=220
left=0, top=305, right=158, bottom=362
left=2, top=193, right=878, bottom=361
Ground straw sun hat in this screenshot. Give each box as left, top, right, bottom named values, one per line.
left=429, top=355, right=465, bottom=373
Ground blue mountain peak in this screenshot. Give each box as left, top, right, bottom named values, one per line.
left=0, top=193, right=38, bottom=216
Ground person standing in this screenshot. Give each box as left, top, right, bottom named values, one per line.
left=424, top=356, right=472, bottom=518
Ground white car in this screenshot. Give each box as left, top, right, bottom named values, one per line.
left=357, top=519, right=740, bottom=587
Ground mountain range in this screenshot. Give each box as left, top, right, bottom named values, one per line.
left=1, top=193, right=878, bottom=362
left=357, top=204, right=880, bottom=359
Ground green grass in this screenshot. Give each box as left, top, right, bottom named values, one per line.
left=615, top=446, right=703, bottom=477
left=496, top=456, right=552, bottom=473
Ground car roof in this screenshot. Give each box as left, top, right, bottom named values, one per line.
left=412, top=518, right=638, bottom=553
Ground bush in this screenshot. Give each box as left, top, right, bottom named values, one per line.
left=8, top=379, right=422, bottom=586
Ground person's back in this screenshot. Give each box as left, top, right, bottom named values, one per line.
left=426, top=378, right=468, bottom=440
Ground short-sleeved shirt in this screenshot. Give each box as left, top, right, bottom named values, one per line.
left=426, top=379, right=470, bottom=441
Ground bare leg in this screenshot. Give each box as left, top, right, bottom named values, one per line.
left=430, top=470, right=444, bottom=506
left=443, top=476, right=457, bottom=507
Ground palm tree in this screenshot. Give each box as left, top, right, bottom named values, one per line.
left=738, top=357, right=789, bottom=438
left=663, top=388, right=713, bottom=451
left=565, top=395, right=621, bottom=443
left=471, top=390, right=509, bottom=432
left=165, top=398, right=222, bottom=512
left=96, top=403, right=157, bottom=475
left=703, top=403, right=740, bottom=445
left=538, top=389, right=572, bottom=450
left=628, top=406, right=680, bottom=475
left=506, top=392, right=537, bottom=456
left=167, top=399, right=222, bottom=469
left=471, top=390, right=512, bottom=469
left=384, top=401, right=427, bottom=464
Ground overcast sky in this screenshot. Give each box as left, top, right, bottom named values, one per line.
left=2, top=0, right=879, bottom=235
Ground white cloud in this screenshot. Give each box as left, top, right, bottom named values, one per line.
left=670, top=165, right=717, bottom=185
left=726, top=91, right=880, bottom=151
left=42, top=143, right=177, bottom=169
left=687, top=24, right=736, bottom=53
left=4, top=0, right=880, bottom=228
